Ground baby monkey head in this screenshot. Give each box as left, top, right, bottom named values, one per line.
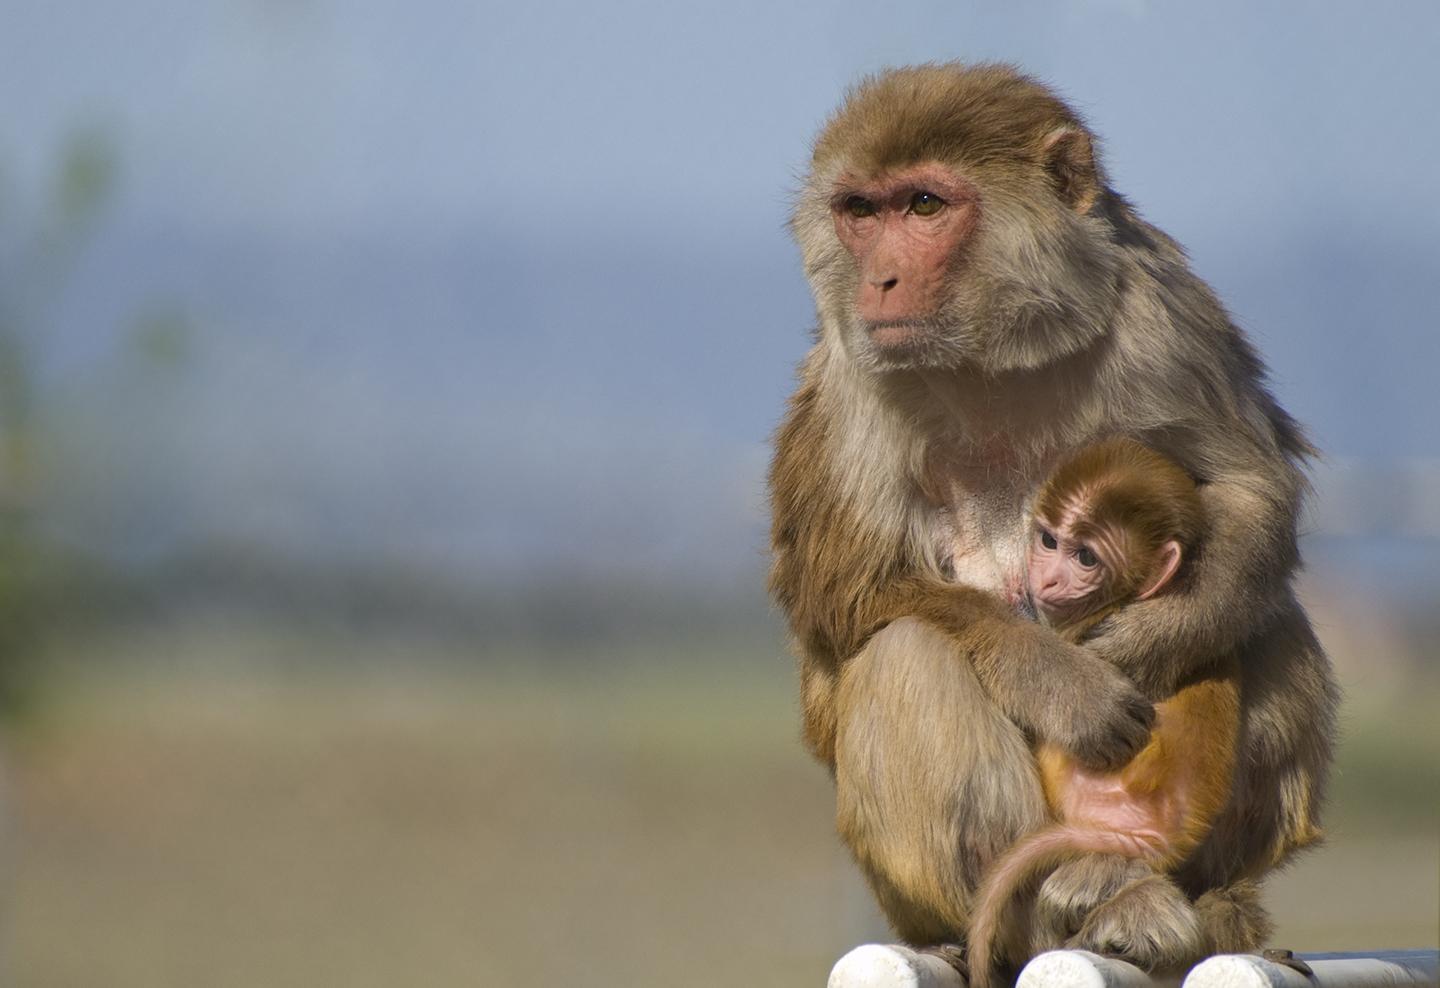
left=1028, top=438, right=1205, bottom=629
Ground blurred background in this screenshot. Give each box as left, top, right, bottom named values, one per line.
left=1, top=2, right=1436, bottom=985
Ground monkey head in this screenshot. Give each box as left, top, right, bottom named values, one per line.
left=1026, top=513, right=1173, bottom=627
left=1027, top=438, right=1204, bottom=629
left=793, top=63, right=1126, bottom=375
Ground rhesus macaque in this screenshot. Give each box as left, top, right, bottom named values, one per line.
left=968, top=438, right=1241, bottom=987
left=769, top=63, right=1337, bottom=973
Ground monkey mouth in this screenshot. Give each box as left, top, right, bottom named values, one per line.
left=866, top=319, right=934, bottom=347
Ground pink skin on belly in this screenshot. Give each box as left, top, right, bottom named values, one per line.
left=1048, top=699, right=1194, bottom=846
left=1053, top=765, right=1177, bottom=845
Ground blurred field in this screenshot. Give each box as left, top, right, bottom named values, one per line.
left=5, top=623, right=1437, bottom=987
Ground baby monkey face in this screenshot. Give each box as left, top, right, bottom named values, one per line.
left=1026, top=522, right=1121, bottom=624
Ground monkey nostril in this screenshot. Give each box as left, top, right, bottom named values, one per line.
left=880, top=277, right=899, bottom=291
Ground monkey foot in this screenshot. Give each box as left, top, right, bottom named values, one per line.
left=828, top=943, right=968, bottom=988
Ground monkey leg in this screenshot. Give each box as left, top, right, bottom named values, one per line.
left=834, top=617, right=1049, bottom=946
left=1193, top=880, right=1273, bottom=954
left=1047, top=867, right=1269, bottom=969
left=1033, top=853, right=1152, bottom=946
left=1064, top=869, right=1205, bottom=973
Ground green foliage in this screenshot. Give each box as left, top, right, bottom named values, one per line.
left=53, top=127, right=117, bottom=231
left=0, top=126, right=190, bottom=721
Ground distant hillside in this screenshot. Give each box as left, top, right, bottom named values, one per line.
left=30, top=217, right=1440, bottom=593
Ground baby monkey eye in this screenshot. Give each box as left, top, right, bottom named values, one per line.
left=844, top=196, right=877, bottom=218
left=1039, top=529, right=1057, bottom=550
left=908, top=191, right=945, bottom=216
left=1075, top=545, right=1099, bottom=569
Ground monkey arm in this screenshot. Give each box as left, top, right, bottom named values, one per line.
left=795, top=656, right=840, bottom=764
left=1085, top=453, right=1304, bottom=697
left=856, top=578, right=1157, bottom=770
left=772, top=371, right=1153, bottom=770
left=780, top=556, right=1155, bottom=769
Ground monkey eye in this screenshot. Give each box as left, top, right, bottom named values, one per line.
left=1075, top=545, right=1099, bottom=569
left=843, top=196, right=877, bottom=218
left=908, top=191, right=946, bottom=216
left=1039, top=529, right=1057, bottom=551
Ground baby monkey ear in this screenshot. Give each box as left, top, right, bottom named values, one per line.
left=1136, top=540, right=1183, bottom=600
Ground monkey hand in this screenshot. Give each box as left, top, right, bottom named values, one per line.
left=1014, top=626, right=1155, bottom=771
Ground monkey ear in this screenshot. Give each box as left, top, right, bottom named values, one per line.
left=1042, top=126, right=1100, bottom=214
left=1137, top=540, right=1182, bottom=600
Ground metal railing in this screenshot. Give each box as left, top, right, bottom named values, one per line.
left=829, top=945, right=1440, bottom=988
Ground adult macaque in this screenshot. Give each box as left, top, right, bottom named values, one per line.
left=769, top=63, right=1337, bottom=972
left=968, top=439, right=1241, bottom=987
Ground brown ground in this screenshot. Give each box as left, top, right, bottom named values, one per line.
left=6, top=626, right=1437, bottom=986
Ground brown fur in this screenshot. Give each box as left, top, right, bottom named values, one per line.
left=1035, top=437, right=1205, bottom=607
left=769, top=62, right=1337, bottom=972
left=968, top=443, right=1239, bottom=985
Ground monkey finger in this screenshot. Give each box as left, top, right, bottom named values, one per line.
left=1074, top=690, right=1155, bottom=770
left=1125, top=691, right=1158, bottom=731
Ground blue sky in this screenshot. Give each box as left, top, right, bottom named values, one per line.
left=3, top=1, right=1437, bottom=580
left=8, top=2, right=1438, bottom=236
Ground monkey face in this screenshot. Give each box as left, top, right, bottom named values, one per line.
left=812, top=157, right=1122, bottom=374
left=829, top=163, right=981, bottom=362
left=1027, top=523, right=1117, bottom=624
left=797, top=66, right=1127, bottom=375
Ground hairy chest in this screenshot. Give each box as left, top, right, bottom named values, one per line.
left=922, top=441, right=1053, bottom=602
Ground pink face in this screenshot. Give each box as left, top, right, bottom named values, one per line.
left=830, top=163, right=979, bottom=348
left=1026, top=521, right=1120, bottom=624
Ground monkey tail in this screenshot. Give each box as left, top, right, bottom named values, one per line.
left=967, top=825, right=1163, bottom=988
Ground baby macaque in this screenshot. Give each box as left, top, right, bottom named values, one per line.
left=968, top=438, right=1241, bottom=985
